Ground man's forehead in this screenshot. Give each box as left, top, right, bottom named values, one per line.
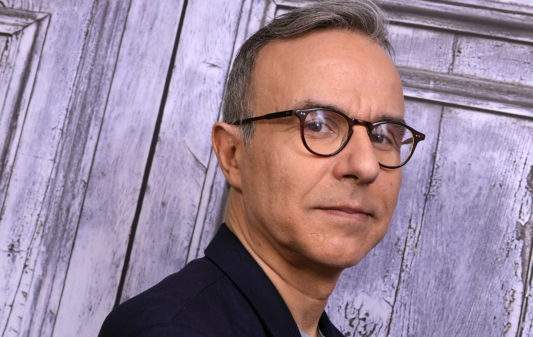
left=250, top=29, right=392, bottom=88
left=249, top=28, right=403, bottom=119
left=249, top=30, right=374, bottom=91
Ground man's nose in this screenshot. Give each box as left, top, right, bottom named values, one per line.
left=332, top=127, right=380, bottom=184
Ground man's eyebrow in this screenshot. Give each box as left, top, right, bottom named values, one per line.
left=295, top=99, right=343, bottom=113
left=377, top=115, right=406, bottom=124
left=293, top=99, right=406, bottom=124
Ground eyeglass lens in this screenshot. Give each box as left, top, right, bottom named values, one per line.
left=301, top=109, right=415, bottom=167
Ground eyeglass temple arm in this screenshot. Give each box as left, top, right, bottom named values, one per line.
left=399, top=130, right=425, bottom=145
left=230, top=110, right=294, bottom=125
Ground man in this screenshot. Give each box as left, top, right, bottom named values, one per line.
left=99, top=1, right=425, bottom=336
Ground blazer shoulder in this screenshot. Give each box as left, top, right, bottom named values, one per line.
left=99, top=257, right=225, bottom=337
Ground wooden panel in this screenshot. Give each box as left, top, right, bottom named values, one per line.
left=376, top=0, right=533, bottom=44
left=0, top=8, right=51, bottom=337
left=379, top=1, right=533, bottom=118
left=120, top=0, right=245, bottom=301
left=388, top=109, right=533, bottom=336
left=389, top=24, right=454, bottom=73
left=50, top=1, right=185, bottom=336
left=0, top=1, right=135, bottom=336
left=327, top=100, right=442, bottom=337
left=400, top=67, right=533, bottom=118
left=453, top=36, right=533, bottom=86
left=0, top=8, right=48, bottom=213
left=382, top=1, right=533, bottom=118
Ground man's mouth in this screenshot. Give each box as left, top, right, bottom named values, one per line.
left=316, top=205, right=373, bottom=221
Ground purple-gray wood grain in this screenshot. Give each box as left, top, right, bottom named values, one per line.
left=387, top=109, right=532, bottom=336
left=53, top=1, right=186, bottom=335
left=120, top=0, right=243, bottom=301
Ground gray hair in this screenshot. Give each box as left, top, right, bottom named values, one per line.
left=222, top=0, right=391, bottom=143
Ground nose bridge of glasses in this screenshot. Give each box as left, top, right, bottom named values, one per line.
left=344, top=120, right=375, bottom=151
left=348, top=117, right=373, bottom=134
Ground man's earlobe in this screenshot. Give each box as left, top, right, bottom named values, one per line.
left=212, top=122, right=243, bottom=190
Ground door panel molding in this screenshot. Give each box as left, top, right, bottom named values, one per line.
left=376, top=0, right=533, bottom=44
left=0, top=8, right=49, bottom=211
left=0, top=8, right=49, bottom=335
left=400, top=67, right=533, bottom=119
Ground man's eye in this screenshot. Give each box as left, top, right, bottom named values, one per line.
left=370, top=126, right=404, bottom=151
left=305, top=121, right=330, bottom=133
left=370, top=132, right=390, bottom=144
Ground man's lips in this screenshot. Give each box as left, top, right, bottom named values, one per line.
left=315, top=205, right=373, bottom=220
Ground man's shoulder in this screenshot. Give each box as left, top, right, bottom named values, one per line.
left=113, top=257, right=225, bottom=317
left=98, top=257, right=262, bottom=337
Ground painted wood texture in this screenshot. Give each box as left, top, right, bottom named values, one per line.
left=0, top=8, right=49, bottom=337
left=51, top=2, right=186, bottom=336
left=120, top=0, right=244, bottom=301
left=0, top=1, right=184, bottom=336
left=0, top=1, right=531, bottom=337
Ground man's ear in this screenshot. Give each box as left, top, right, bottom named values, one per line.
left=212, top=122, right=244, bottom=190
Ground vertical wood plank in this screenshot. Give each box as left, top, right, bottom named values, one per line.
left=120, top=0, right=245, bottom=301
left=388, top=109, right=533, bottom=337
left=0, top=2, right=96, bottom=336
left=1, top=1, right=136, bottom=336
left=50, top=1, right=185, bottom=336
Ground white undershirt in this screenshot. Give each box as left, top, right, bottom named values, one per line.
left=300, top=328, right=325, bottom=337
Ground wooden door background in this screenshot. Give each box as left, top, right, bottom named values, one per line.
left=0, top=0, right=532, bottom=336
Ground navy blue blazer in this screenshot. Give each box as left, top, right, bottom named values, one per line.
left=98, top=224, right=344, bottom=337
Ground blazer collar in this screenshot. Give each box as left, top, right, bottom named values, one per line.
left=205, top=224, right=341, bottom=337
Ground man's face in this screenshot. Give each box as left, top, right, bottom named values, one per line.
left=238, top=29, right=404, bottom=272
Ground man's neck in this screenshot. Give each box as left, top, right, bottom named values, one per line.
left=225, top=191, right=341, bottom=337
left=258, top=261, right=333, bottom=337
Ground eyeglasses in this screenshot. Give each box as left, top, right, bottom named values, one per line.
left=231, top=108, right=425, bottom=169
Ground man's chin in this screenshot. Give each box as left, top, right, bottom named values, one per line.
left=309, top=251, right=370, bottom=274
